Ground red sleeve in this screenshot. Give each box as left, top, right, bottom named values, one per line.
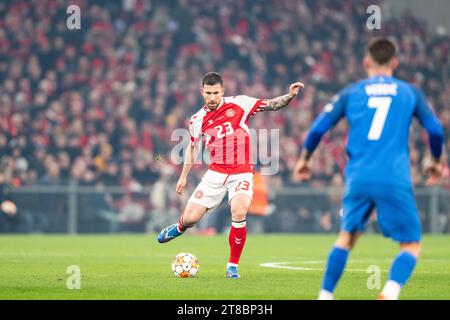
left=247, top=99, right=267, bottom=119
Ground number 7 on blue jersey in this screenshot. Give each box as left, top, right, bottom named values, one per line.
left=368, top=96, right=392, bottom=140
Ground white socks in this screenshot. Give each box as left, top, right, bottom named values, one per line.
left=318, top=289, right=334, bottom=300
left=231, top=220, right=246, bottom=228
left=380, top=280, right=402, bottom=300
left=317, top=281, right=401, bottom=300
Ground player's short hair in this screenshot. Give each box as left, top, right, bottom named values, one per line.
left=201, top=72, right=223, bottom=87
left=367, top=38, right=397, bottom=65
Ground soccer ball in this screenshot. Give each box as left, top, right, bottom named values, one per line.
left=171, top=252, right=199, bottom=278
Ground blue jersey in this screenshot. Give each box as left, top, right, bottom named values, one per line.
left=304, top=76, right=444, bottom=187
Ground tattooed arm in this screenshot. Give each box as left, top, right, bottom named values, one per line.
left=264, top=93, right=295, bottom=111
left=262, top=82, right=304, bottom=111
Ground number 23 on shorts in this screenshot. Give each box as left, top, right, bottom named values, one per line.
left=235, top=181, right=250, bottom=192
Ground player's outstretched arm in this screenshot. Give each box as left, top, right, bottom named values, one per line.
left=176, top=141, right=200, bottom=195
left=262, top=82, right=304, bottom=111
left=292, top=86, right=348, bottom=182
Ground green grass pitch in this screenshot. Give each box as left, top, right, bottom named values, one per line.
left=0, top=234, right=449, bottom=300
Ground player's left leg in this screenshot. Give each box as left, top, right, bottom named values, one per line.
left=227, top=193, right=252, bottom=278
left=334, top=230, right=362, bottom=250
left=318, top=231, right=362, bottom=300
left=319, top=183, right=374, bottom=300
left=225, top=172, right=254, bottom=278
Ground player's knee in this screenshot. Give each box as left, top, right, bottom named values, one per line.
left=335, top=241, right=352, bottom=251
left=400, top=242, right=422, bottom=258
left=231, top=204, right=249, bottom=221
left=335, top=232, right=359, bottom=250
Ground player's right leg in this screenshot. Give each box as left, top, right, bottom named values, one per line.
left=375, top=185, right=422, bottom=300
left=157, top=170, right=227, bottom=243
left=157, top=202, right=208, bottom=243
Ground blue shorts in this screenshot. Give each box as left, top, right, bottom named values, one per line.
left=341, top=182, right=421, bottom=242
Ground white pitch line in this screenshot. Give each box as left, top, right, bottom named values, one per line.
left=259, top=261, right=438, bottom=274
left=260, top=261, right=369, bottom=272
left=260, top=262, right=323, bottom=271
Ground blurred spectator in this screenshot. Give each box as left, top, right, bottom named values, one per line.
left=148, top=164, right=181, bottom=232
left=247, top=171, right=273, bottom=233
left=115, top=193, right=147, bottom=233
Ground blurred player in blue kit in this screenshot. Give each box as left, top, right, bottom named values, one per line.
left=293, top=38, right=445, bottom=300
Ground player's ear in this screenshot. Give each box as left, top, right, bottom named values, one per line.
left=363, top=55, right=371, bottom=73
left=390, top=57, right=399, bottom=70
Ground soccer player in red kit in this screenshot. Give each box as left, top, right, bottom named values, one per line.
left=158, top=72, right=304, bottom=278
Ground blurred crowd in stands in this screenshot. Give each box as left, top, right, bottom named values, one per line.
left=0, top=0, right=448, bottom=232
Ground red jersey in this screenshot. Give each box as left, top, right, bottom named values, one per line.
left=189, top=95, right=266, bottom=174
